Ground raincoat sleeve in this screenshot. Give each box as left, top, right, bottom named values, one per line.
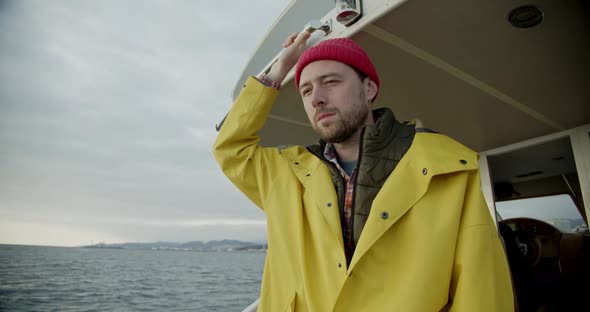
left=448, top=169, right=515, bottom=311
left=212, top=77, right=281, bottom=210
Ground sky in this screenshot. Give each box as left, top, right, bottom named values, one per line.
left=496, top=195, right=580, bottom=220
left=0, top=0, right=291, bottom=246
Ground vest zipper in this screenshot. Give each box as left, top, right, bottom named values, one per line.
left=350, top=126, right=366, bottom=255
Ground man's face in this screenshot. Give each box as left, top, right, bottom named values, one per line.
left=298, top=60, right=377, bottom=143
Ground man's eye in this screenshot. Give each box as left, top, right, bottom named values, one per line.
left=301, top=89, right=311, bottom=96
left=325, top=80, right=337, bottom=85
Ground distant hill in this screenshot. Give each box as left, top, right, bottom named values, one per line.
left=83, top=240, right=267, bottom=252
left=547, top=218, right=587, bottom=233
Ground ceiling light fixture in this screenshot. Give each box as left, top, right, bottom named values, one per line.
left=508, top=5, right=544, bottom=28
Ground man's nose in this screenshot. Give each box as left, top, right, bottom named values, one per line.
left=311, top=87, right=327, bottom=108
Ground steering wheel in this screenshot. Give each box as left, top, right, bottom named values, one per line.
left=512, top=229, right=542, bottom=267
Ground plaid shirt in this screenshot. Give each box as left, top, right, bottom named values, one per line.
left=324, top=144, right=357, bottom=264
left=257, top=73, right=281, bottom=90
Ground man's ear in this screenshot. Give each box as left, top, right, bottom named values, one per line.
left=365, top=79, right=378, bottom=103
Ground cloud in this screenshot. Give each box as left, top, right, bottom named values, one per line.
left=0, top=0, right=289, bottom=246
left=117, top=218, right=267, bottom=227
left=0, top=218, right=268, bottom=247
left=0, top=220, right=130, bottom=247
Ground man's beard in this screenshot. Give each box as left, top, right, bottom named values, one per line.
left=313, top=100, right=370, bottom=144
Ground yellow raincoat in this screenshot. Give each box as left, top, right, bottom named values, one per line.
left=213, top=77, right=514, bottom=311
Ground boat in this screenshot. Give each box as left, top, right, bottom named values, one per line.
left=217, top=1, right=590, bottom=310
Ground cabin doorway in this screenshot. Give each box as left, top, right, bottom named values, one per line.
left=484, top=131, right=590, bottom=311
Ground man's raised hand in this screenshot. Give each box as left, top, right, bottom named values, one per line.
left=266, top=30, right=312, bottom=86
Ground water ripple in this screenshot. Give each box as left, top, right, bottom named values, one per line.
left=0, top=245, right=265, bottom=311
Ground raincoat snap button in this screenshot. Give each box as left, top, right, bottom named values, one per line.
left=422, top=168, right=428, bottom=175
left=306, top=173, right=311, bottom=177
left=294, top=162, right=299, bottom=165
left=460, top=159, right=467, bottom=165
left=338, top=263, right=342, bottom=268
left=381, top=211, right=389, bottom=219
left=327, top=203, right=332, bottom=207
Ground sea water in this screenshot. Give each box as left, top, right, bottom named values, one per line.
left=0, top=245, right=265, bottom=311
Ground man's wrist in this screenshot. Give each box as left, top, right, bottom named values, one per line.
left=266, top=59, right=296, bottom=85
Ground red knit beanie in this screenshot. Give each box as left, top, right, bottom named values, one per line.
left=295, top=38, right=379, bottom=91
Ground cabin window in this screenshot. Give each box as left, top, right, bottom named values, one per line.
left=496, top=194, right=588, bottom=233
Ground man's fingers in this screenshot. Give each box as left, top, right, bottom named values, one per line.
left=282, top=32, right=299, bottom=47
left=282, top=31, right=311, bottom=48
left=293, top=30, right=311, bottom=44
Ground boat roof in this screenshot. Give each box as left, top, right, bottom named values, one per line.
left=230, top=0, right=334, bottom=101
left=227, top=0, right=590, bottom=152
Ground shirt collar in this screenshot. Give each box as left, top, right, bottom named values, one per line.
left=323, top=143, right=354, bottom=180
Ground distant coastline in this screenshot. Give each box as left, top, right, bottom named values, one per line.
left=81, top=239, right=268, bottom=252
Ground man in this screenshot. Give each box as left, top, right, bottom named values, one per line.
left=213, top=31, right=514, bottom=311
